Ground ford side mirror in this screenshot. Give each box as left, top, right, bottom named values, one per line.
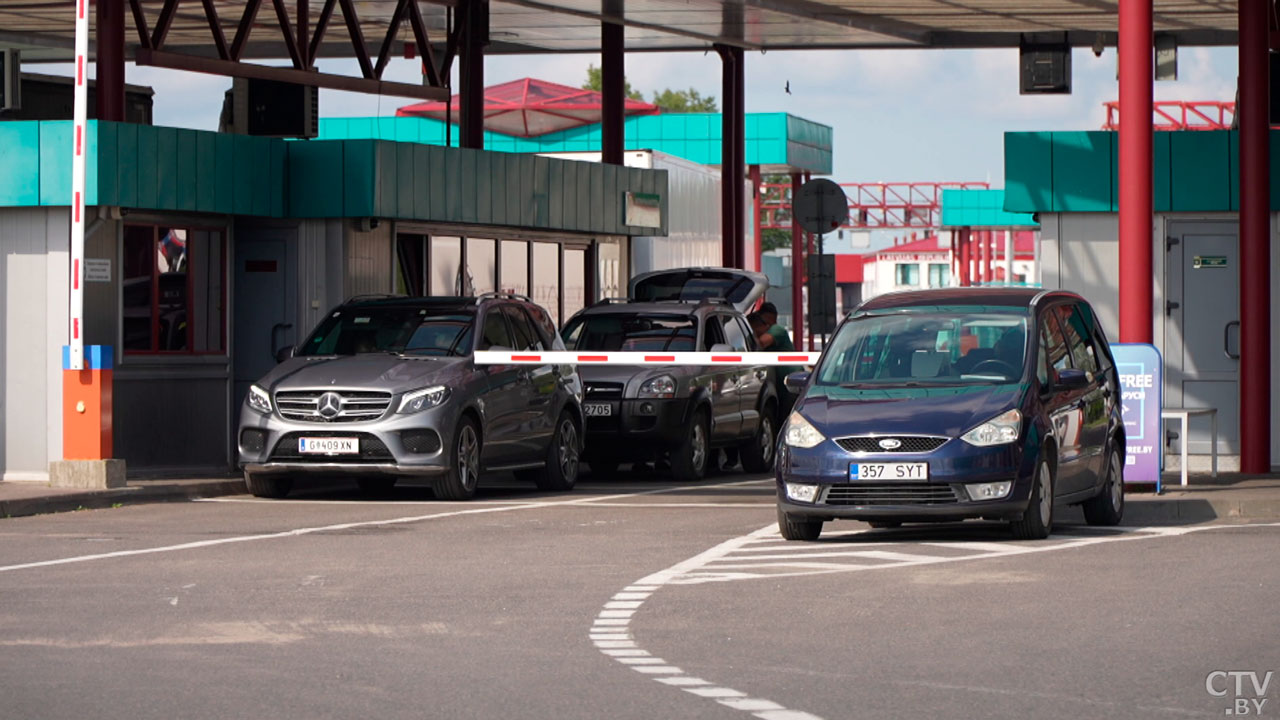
left=785, top=371, right=811, bottom=393
left=709, top=343, right=735, bottom=353
left=1055, top=368, right=1090, bottom=390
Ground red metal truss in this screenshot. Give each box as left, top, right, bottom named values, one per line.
left=760, top=181, right=989, bottom=231
left=1101, top=100, right=1237, bottom=131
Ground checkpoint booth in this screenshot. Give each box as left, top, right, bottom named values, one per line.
left=0, top=119, right=668, bottom=480
left=1003, top=130, right=1280, bottom=473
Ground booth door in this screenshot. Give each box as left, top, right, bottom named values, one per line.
left=1164, top=220, right=1239, bottom=455
left=234, top=228, right=297, bottom=419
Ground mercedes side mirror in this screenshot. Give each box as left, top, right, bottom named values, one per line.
left=274, top=346, right=295, bottom=363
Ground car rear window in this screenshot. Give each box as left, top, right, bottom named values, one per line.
left=561, top=313, right=697, bottom=352
left=300, top=306, right=475, bottom=357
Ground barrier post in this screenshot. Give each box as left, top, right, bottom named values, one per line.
left=51, top=345, right=125, bottom=488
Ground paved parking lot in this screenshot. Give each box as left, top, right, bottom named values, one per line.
left=1, top=474, right=1276, bottom=720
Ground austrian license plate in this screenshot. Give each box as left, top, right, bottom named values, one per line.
left=298, top=437, right=360, bottom=455
left=850, top=462, right=928, bottom=480
left=584, top=403, right=614, bottom=417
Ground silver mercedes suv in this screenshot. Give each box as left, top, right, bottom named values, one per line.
left=237, top=294, right=584, bottom=500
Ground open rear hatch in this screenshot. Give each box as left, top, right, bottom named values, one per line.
left=628, top=267, right=769, bottom=314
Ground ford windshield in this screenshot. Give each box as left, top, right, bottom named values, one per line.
left=815, top=307, right=1030, bottom=387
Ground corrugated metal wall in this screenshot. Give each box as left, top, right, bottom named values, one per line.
left=345, top=221, right=393, bottom=298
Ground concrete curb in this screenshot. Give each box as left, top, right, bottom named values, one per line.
left=0, top=479, right=247, bottom=519
left=1124, top=497, right=1280, bottom=524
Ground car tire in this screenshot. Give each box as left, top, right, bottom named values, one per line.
left=530, top=412, right=580, bottom=492
left=357, top=478, right=397, bottom=493
left=434, top=417, right=481, bottom=501
left=244, top=471, right=292, bottom=499
left=1083, top=445, right=1124, bottom=526
left=739, top=404, right=777, bottom=473
left=670, top=408, right=710, bottom=482
left=867, top=520, right=901, bottom=529
left=777, top=506, right=823, bottom=541
left=1011, top=457, right=1054, bottom=540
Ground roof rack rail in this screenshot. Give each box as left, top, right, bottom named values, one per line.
left=645, top=297, right=732, bottom=306
left=591, top=296, right=632, bottom=307
left=343, top=293, right=407, bottom=304
left=473, top=291, right=533, bottom=304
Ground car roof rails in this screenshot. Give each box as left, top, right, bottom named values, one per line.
left=591, top=297, right=633, bottom=307
left=343, top=293, right=407, bottom=304
left=473, top=291, right=533, bottom=304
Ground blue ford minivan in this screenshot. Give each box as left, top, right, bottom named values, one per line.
left=776, top=288, right=1124, bottom=541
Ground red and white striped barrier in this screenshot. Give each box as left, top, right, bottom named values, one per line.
left=67, top=0, right=90, bottom=370
left=473, top=351, right=821, bottom=366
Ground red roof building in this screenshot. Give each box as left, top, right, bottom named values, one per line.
left=397, top=78, right=661, bottom=137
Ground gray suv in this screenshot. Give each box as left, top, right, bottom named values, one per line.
left=560, top=268, right=778, bottom=481
left=238, top=294, right=584, bottom=500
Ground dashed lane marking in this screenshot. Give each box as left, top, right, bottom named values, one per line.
left=592, top=521, right=1280, bottom=720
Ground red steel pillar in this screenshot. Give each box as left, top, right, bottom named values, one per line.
left=750, top=165, right=762, bottom=272
left=95, top=0, right=126, bottom=121
left=601, top=18, right=624, bottom=166
left=1238, top=0, right=1272, bottom=472
left=958, top=228, right=971, bottom=286
left=1118, top=0, right=1154, bottom=342
left=790, top=172, right=804, bottom=349
left=976, top=231, right=986, bottom=285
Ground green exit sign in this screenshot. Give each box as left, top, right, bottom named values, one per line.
left=1193, top=255, right=1229, bottom=269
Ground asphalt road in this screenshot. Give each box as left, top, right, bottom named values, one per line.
left=0, top=471, right=1276, bottom=720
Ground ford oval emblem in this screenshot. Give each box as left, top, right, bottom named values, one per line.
left=878, top=438, right=902, bottom=450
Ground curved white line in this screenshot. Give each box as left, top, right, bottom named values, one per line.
left=593, top=521, right=1280, bottom=720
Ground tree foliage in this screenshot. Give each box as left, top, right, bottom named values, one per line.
left=582, top=66, right=718, bottom=113
left=582, top=65, right=645, bottom=101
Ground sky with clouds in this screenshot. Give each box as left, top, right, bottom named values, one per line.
left=78, top=42, right=1240, bottom=187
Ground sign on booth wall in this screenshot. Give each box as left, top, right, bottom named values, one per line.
left=1110, top=343, right=1163, bottom=488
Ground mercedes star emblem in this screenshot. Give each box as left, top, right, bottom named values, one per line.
left=318, top=392, right=343, bottom=419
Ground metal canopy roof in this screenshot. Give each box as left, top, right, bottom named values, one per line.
left=0, top=1, right=1240, bottom=63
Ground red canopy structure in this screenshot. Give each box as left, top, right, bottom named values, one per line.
left=397, top=78, right=660, bottom=138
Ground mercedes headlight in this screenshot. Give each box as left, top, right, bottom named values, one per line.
left=961, top=409, right=1022, bottom=446
left=784, top=412, right=826, bottom=449
left=247, top=385, right=272, bottom=415
left=398, top=385, right=450, bottom=414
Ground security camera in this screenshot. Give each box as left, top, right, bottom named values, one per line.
left=1092, top=34, right=1105, bottom=57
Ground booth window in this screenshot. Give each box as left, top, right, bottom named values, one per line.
left=895, top=263, right=920, bottom=286
left=122, top=224, right=225, bottom=354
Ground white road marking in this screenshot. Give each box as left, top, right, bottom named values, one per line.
left=0, top=479, right=763, bottom=575
left=592, top=520, right=1280, bottom=720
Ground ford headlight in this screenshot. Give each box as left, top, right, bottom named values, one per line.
left=398, top=385, right=450, bottom=414
left=248, top=385, right=272, bottom=414
left=784, top=412, right=826, bottom=449
left=961, top=409, right=1022, bottom=446
left=638, top=375, right=677, bottom=399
